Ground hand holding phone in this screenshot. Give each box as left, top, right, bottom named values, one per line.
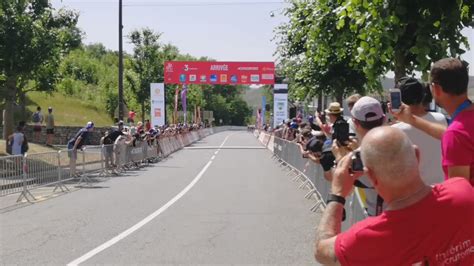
left=390, top=88, right=402, bottom=112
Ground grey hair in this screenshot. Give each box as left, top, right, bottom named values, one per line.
left=360, top=127, right=419, bottom=187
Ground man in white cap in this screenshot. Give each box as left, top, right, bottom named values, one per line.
left=332, top=96, right=386, bottom=216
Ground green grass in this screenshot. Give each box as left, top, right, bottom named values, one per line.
left=0, top=140, right=57, bottom=156
left=25, top=91, right=113, bottom=127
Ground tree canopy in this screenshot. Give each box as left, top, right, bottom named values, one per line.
left=0, top=0, right=81, bottom=138
left=276, top=0, right=474, bottom=101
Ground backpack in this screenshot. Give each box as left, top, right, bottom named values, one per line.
left=32, top=112, right=40, bottom=123
left=103, top=132, right=114, bottom=145
left=21, top=135, right=29, bottom=154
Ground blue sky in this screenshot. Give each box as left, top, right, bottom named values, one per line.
left=52, top=0, right=474, bottom=75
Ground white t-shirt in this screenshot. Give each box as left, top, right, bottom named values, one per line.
left=12, top=132, right=24, bottom=155
left=391, top=112, right=447, bottom=185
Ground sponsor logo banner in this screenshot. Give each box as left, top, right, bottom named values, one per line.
left=273, top=84, right=288, bottom=126
left=150, top=83, right=165, bottom=127
left=164, top=61, right=275, bottom=85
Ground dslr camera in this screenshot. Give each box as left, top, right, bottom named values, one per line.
left=332, top=118, right=350, bottom=146
left=351, top=151, right=364, bottom=172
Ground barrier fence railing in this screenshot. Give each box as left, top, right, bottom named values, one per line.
left=255, top=130, right=368, bottom=228
left=0, top=126, right=235, bottom=203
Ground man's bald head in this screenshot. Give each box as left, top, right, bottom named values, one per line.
left=360, top=126, right=420, bottom=189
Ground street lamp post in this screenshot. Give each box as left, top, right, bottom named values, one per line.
left=118, top=0, right=124, bottom=121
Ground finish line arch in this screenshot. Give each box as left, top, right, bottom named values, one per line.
left=163, top=61, right=275, bottom=85
left=151, top=61, right=286, bottom=127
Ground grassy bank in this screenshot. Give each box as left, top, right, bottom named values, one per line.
left=24, top=91, right=113, bottom=127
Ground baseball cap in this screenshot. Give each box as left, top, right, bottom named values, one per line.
left=86, top=121, right=94, bottom=129
left=398, top=77, right=424, bottom=105
left=351, top=97, right=384, bottom=122
left=48, top=106, right=52, bottom=110
left=305, top=137, right=323, bottom=153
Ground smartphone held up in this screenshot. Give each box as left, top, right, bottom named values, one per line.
left=390, top=88, right=402, bottom=112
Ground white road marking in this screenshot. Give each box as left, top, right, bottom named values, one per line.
left=184, top=146, right=265, bottom=149
left=67, top=134, right=232, bottom=265
left=211, top=155, right=216, bottom=160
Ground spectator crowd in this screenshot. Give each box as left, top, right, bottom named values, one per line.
left=263, top=58, right=473, bottom=265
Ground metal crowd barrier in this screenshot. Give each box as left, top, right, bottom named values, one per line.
left=0, top=127, right=229, bottom=203
left=0, top=155, right=24, bottom=196
left=256, top=130, right=368, bottom=228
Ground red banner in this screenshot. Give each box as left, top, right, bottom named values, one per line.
left=164, top=61, right=275, bottom=85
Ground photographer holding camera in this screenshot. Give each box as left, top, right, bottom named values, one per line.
left=331, top=96, right=386, bottom=216
left=315, top=126, right=474, bottom=265
left=314, top=126, right=474, bottom=266
left=316, top=102, right=346, bottom=139
left=296, top=128, right=314, bottom=156
left=392, top=58, right=473, bottom=186
left=391, top=77, right=447, bottom=185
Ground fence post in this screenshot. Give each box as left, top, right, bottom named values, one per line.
left=16, top=154, right=36, bottom=203
left=54, top=151, right=69, bottom=192
left=99, top=144, right=108, bottom=177
left=78, top=147, right=92, bottom=185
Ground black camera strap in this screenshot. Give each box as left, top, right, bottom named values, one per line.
left=376, top=195, right=384, bottom=216
left=353, top=180, right=374, bottom=189
left=353, top=179, right=384, bottom=216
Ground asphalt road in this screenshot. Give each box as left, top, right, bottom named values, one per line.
left=0, top=131, right=321, bottom=265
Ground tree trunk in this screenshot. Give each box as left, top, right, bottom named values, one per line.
left=18, top=90, right=27, bottom=121
left=141, top=102, right=145, bottom=124
left=3, top=75, right=17, bottom=144
left=394, top=51, right=407, bottom=87
left=317, top=95, right=323, bottom=113
left=336, top=91, right=344, bottom=106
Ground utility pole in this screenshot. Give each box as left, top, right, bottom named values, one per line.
left=118, top=0, right=124, bottom=121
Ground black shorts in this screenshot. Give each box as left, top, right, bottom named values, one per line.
left=46, top=128, right=54, bottom=134
left=34, top=126, right=42, bottom=132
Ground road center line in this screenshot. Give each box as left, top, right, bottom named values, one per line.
left=67, top=134, right=232, bottom=266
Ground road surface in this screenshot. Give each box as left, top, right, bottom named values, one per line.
left=0, top=131, right=321, bottom=265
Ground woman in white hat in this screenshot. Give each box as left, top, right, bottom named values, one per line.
left=317, top=102, right=345, bottom=138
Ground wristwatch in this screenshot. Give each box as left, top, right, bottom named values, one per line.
left=326, top=194, right=347, bottom=221
left=326, top=194, right=346, bottom=205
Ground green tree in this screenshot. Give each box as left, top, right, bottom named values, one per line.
left=335, top=0, right=474, bottom=84
left=228, top=97, right=252, bottom=126
left=275, top=0, right=368, bottom=103
left=127, top=28, right=181, bottom=122
left=126, top=28, right=163, bottom=123
left=0, top=1, right=80, bottom=139
left=276, top=0, right=473, bottom=102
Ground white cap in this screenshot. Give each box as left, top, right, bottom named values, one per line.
left=351, top=97, right=384, bottom=122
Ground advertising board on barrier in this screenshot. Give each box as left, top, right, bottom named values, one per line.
left=150, top=83, right=165, bottom=126
left=164, top=61, right=275, bottom=85
left=262, top=96, right=266, bottom=128
left=273, top=84, right=288, bottom=126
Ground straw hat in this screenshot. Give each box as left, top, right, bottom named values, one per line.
left=325, top=102, right=344, bottom=114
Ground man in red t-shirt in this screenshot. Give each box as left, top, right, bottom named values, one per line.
left=314, top=126, right=474, bottom=266
left=392, top=58, right=473, bottom=185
